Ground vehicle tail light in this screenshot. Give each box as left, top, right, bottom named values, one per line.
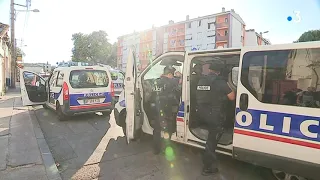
left=111, top=81, right=115, bottom=97
left=62, top=82, right=69, bottom=100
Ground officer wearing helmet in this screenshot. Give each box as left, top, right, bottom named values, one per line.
left=152, top=66, right=181, bottom=154
left=196, top=61, right=235, bottom=176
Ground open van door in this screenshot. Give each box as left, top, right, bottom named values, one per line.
left=124, top=49, right=139, bottom=143
left=20, top=70, right=48, bottom=106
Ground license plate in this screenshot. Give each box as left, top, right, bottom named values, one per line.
left=114, top=83, right=123, bottom=88
left=84, top=99, right=100, bottom=104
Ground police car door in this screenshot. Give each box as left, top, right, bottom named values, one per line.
left=124, top=49, right=140, bottom=143
left=20, top=70, right=48, bottom=106
left=234, top=42, right=320, bottom=179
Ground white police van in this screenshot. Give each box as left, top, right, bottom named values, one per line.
left=109, top=68, right=125, bottom=101
left=97, top=64, right=125, bottom=102
left=20, top=65, right=114, bottom=120
left=115, top=41, right=320, bottom=180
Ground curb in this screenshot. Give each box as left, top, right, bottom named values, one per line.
left=28, top=106, right=62, bottom=180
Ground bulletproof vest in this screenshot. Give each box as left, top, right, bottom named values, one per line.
left=152, top=77, right=179, bottom=112
left=196, top=74, right=223, bottom=107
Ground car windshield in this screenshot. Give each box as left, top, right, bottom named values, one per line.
left=69, top=70, right=109, bottom=88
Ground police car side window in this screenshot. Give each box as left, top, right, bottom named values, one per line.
left=56, top=72, right=64, bottom=87
left=49, top=71, right=58, bottom=87
left=241, top=48, right=320, bottom=108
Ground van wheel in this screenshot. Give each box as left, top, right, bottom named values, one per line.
left=259, top=168, right=308, bottom=180
left=56, top=103, right=68, bottom=121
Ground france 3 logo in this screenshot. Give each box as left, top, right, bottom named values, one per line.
left=287, top=11, right=301, bottom=23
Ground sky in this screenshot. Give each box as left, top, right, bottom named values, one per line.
left=0, top=0, right=320, bottom=65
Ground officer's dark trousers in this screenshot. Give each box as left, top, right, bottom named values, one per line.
left=153, top=116, right=173, bottom=153
left=197, top=104, right=222, bottom=169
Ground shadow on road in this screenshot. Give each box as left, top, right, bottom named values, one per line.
left=33, top=106, right=264, bottom=180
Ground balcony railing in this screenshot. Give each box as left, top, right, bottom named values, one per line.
left=216, top=22, right=229, bottom=29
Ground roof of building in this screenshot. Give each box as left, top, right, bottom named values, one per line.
left=0, top=23, right=10, bottom=38
left=118, top=8, right=246, bottom=39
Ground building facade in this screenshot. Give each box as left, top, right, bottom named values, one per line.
left=117, top=8, right=270, bottom=71
left=0, top=23, right=11, bottom=95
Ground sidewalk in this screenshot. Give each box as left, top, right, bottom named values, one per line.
left=0, top=86, right=61, bottom=180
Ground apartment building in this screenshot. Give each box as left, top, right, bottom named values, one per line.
left=245, top=29, right=271, bottom=46
left=117, top=8, right=270, bottom=71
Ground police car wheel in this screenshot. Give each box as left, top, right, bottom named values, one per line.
left=271, top=170, right=307, bottom=180
left=56, top=103, right=67, bottom=121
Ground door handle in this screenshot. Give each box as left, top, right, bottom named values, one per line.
left=240, top=93, right=249, bottom=111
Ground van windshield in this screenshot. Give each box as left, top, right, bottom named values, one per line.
left=69, top=70, right=109, bottom=88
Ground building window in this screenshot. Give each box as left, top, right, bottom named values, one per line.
left=208, top=22, right=214, bottom=29
left=241, top=48, right=320, bottom=107
left=187, top=22, right=191, bottom=28
left=198, top=20, right=201, bottom=27
left=225, top=18, right=228, bottom=23
left=224, top=30, right=228, bottom=36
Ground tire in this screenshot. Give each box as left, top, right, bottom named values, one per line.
left=43, top=104, right=49, bottom=109
left=56, top=103, right=68, bottom=121
left=258, top=168, right=308, bottom=180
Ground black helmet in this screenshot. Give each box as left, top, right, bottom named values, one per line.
left=163, top=66, right=176, bottom=75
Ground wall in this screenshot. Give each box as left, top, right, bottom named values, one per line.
left=244, top=31, right=259, bottom=46
left=231, top=15, right=243, bottom=47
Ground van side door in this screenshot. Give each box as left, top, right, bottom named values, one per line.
left=234, top=42, right=320, bottom=179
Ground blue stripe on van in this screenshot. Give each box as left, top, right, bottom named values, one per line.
left=69, top=92, right=112, bottom=106
left=235, top=108, right=320, bottom=143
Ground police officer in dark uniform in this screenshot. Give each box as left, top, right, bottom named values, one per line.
left=196, top=62, right=235, bottom=176
left=152, top=66, right=181, bottom=154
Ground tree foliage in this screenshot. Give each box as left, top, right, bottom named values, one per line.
left=296, top=30, right=320, bottom=42
left=71, top=30, right=117, bottom=67
left=16, top=47, right=25, bottom=56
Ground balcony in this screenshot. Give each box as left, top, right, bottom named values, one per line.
left=216, top=22, right=229, bottom=29
left=216, top=35, right=228, bottom=42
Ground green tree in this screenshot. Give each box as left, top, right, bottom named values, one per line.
left=71, top=30, right=115, bottom=66
left=296, top=30, right=320, bottom=42
left=16, top=47, right=25, bottom=56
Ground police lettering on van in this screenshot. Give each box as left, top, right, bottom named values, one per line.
left=235, top=110, right=320, bottom=142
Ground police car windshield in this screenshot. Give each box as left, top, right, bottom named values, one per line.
left=69, top=70, right=109, bottom=88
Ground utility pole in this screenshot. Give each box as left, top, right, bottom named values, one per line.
left=10, top=0, right=16, bottom=88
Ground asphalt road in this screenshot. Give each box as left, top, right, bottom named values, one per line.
left=31, top=105, right=266, bottom=180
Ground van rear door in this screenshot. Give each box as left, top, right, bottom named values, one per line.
left=68, top=68, right=113, bottom=110
left=234, top=41, right=320, bottom=179
left=20, top=70, right=47, bottom=106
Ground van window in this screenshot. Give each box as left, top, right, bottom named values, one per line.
left=241, top=48, right=320, bottom=107
left=143, top=60, right=183, bottom=80
left=56, top=72, right=64, bottom=87
left=69, top=70, right=109, bottom=88
left=110, top=72, right=118, bottom=80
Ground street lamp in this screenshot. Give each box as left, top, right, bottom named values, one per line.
left=15, top=9, right=40, bottom=13
left=259, top=31, right=269, bottom=45
left=10, top=1, right=40, bottom=88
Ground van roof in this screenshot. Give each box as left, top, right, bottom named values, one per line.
left=54, top=65, right=109, bottom=71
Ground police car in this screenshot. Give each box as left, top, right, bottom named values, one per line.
left=109, top=68, right=125, bottom=102
left=115, top=41, right=320, bottom=180
left=20, top=64, right=115, bottom=120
